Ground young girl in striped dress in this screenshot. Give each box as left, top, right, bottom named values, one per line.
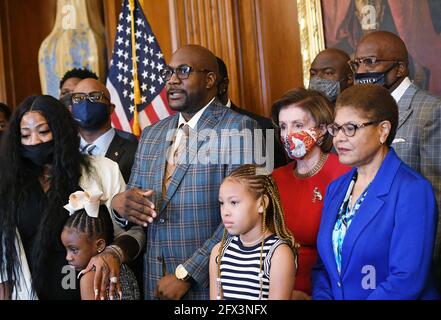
left=209, top=164, right=298, bottom=300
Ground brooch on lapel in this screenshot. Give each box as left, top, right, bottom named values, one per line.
left=114, top=151, right=119, bottom=157
left=312, top=187, right=323, bottom=203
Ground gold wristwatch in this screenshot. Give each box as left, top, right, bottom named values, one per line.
left=175, top=264, right=191, bottom=281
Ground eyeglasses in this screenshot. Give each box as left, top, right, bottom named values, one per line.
left=160, top=64, right=212, bottom=81
left=71, top=91, right=110, bottom=104
left=327, top=121, right=377, bottom=137
left=348, top=57, right=399, bottom=72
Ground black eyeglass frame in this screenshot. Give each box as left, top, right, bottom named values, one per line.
left=71, top=91, right=110, bottom=104
left=160, top=64, right=212, bottom=81
left=327, top=121, right=378, bottom=137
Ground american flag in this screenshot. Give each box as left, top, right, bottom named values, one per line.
left=106, top=0, right=174, bottom=134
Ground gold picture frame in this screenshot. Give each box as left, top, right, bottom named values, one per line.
left=296, top=0, right=325, bottom=88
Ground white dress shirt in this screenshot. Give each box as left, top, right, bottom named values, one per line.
left=79, top=128, right=116, bottom=156
left=173, top=97, right=215, bottom=152
left=391, top=76, right=412, bottom=103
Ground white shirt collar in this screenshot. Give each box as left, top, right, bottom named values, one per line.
left=225, top=99, right=231, bottom=108
left=79, top=128, right=116, bottom=156
left=391, top=77, right=412, bottom=102
left=177, top=97, right=215, bottom=130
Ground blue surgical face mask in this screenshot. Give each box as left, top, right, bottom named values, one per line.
left=308, top=77, right=342, bottom=102
left=71, top=101, right=110, bottom=130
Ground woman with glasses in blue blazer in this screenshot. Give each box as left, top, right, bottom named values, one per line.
left=312, top=85, right=439, bottom=300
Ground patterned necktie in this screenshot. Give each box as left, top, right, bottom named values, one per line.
left=83, top=144, right=96, bottom=156
left=163, top=124, right=190, bottom=193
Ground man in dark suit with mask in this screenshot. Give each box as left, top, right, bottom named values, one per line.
left=71, top=78, right=138, bottom=183
left=216, top=57, right=287, bottom=169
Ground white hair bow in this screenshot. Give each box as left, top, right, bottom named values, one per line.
left=63, top=188, right=104, bottom=218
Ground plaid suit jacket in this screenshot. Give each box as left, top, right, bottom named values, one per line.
left=393, top=83, right=441, bottom=263
left=128, top=100, right=260, bottom=299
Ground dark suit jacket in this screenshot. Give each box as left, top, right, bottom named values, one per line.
left=230, top=102, right=288, bottom=169
left=106, top=129, right=138, bottom=183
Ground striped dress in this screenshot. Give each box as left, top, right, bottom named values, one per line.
left=218, top=234, right=286, bottom=300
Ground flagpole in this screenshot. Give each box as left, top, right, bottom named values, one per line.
left=129, top=0, right=141, bottom=137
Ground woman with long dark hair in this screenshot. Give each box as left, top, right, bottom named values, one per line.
left=0, top=95, right=144, bottom=299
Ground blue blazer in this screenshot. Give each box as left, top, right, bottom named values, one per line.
left=312, top=148, right=439, bottom=300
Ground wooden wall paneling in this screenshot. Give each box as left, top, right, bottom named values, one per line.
left=204, top=0, right=215, bottom=52
left=0, top=0, right=57, bottom=108
left=258, top=0, right=303, bottom=115
left=219, top=0, right=242, bottom=110
left=168, top=0, right=187, bottom=50
left=0, top=0, right=13, bottom=105
left=168, top=0, right=242, bottom=110
left=139, top=0, right=173, bottom=62
left=103, top=0, right=121, bottom=62
left=236, top=0, right=266, bottom=116
left=211, top=0, right=221, bottom=56
left=0, top=22, right=6, bottom=104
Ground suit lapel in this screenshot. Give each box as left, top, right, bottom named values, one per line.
left=106, top=134, right=125, bottom=163
left=340, top=149, right=401, bottom=277
left=397, top=84, right=418, bottom=130
left=160, top=102, right=225, bottom=213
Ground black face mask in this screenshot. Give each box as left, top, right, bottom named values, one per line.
left=354, top=62, right=399, bottom=88
left=21, top=140, right=55, bottom=167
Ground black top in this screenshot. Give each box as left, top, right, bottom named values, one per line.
left=17, top=180, right=80, bottom=300
left=106, top=129, right=138, bottom=183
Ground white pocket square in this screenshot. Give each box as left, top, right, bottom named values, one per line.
left=392, top=138, right=406, bottom=144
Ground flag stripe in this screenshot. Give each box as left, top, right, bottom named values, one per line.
left=107, top=78, right=131, bottom=132
left=139, top=109, right=151, bottom=128
left=151, top=89, right=169, bottom=120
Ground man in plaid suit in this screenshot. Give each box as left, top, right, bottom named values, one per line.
left=353, top=31, right=441, bottom=289
left=111, top=45, right=261, bottom=299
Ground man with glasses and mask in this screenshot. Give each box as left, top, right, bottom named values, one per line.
left=309, top=48, right=354, bottom=104
left=71, top=78, right=138, bottom=183
left=351, top=30, right=441, bottom=291
left=110, top=45, right=259, bottom=300
left=59, top=68, right=99, bottom=109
